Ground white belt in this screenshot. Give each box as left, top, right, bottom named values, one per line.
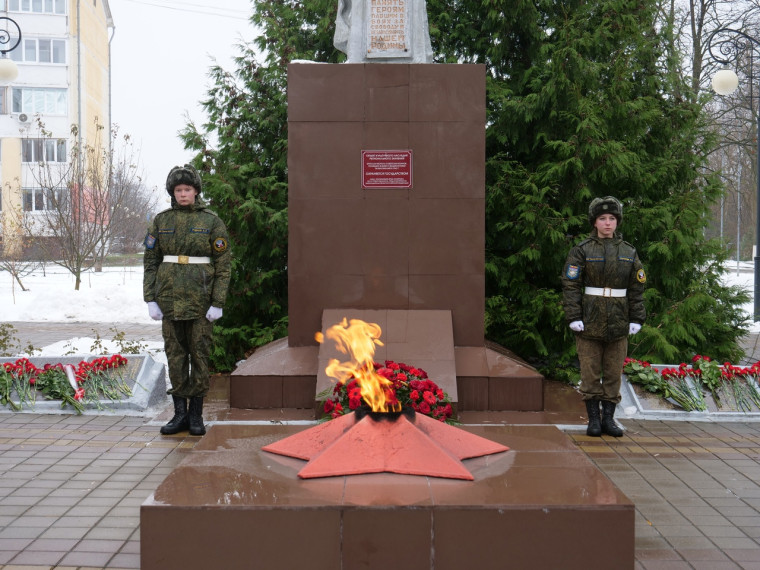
left=585, top=287, right=627, bottom=298
left=163, top=255, right=211, bottom=264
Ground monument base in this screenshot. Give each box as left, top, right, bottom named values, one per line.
left=141, top=424, right=633, bottom=570
left=230, top=309, right=544, bottom=413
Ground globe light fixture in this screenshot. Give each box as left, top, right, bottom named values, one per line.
left=0, top=56, right=18, bottom=83
left=711, top=67, right=739, bottom=96
left=0, top=16, right=20, bottom=84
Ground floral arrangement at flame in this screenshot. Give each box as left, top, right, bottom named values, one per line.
left=318, top=360, right=457, bottom=424
left=623, top=355, right=760, bottom=413
left=1, top=355, right=131, bottom=414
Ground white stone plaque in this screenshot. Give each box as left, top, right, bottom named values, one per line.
left=334, top=0, right=433, bottom=63
left=367, top=0, right=410, bottom=59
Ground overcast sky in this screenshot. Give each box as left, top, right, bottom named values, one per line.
left=109, top=0, right=254, bottom=198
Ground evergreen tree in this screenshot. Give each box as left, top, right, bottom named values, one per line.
left=185, top=0, right=749, bottom=374
left=430, top=0, right=749, bottom=376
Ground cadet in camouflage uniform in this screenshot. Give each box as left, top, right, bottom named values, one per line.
left=143, top=165, right=231, bottom=436
left=562, top=196, right=646, bottom=437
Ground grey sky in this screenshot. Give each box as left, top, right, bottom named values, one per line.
left=110, top=0, right=252, bottom=198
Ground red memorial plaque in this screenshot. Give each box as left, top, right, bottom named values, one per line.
left=361, top=150, right=413, bottom=189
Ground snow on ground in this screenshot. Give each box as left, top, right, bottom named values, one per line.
left=719, top=261, right=760, bottom=334
left=3, top=264, right=152, bottom=324
left=2, top=263, right=164, bottom=360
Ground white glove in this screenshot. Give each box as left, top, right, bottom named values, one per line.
left=147, top=301, right=163, bottom=321
left=569, top=321, right=584, bottom=332
left=629, top=323, right=642, bottom=335
left=206, top=306, right=223, bottom=322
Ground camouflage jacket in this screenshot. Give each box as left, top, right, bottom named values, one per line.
left=561, top=232, right=646, bottom=341
left=143, top=200, right=231, bottom=321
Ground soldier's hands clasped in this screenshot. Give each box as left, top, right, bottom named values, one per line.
left=629, top=323, right=641, bottom=335
left=569, top=320, right=584, bottom=332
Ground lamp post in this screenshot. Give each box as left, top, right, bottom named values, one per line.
left=707, top=27, right=760, bottom=321
left=0, top=16, right=20, bottom=83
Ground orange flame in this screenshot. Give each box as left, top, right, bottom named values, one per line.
left=315, top=318, right=401, bottom=413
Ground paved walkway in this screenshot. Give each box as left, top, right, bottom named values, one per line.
left=5, top=412, right=760, bottom=568
left=2, top=324, right=760, bottom=568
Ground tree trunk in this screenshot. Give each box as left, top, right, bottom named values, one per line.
left=12, top=273, right=28, bottom=292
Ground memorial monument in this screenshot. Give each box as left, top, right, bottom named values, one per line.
left=230, top=0, right=544, bottom=413
left=141, top=5, right=635, bottom=568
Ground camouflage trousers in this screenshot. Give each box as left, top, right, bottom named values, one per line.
left=575, top=335, right=628, bottom=404
left=162, top=317, right=214, bottom=398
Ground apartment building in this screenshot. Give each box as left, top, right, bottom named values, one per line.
left=0, top=0, right=113, bottom=254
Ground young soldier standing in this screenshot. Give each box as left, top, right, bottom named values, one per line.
left=562, top=196, right=646, bottom=437
left=143, top=165, right=231, bottom=436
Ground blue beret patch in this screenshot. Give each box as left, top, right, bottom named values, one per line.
left=144, top=234, right=156, bottom=249
left=566, top=265, right=580, bottom=280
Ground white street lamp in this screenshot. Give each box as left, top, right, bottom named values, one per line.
left=712, top=67, right=739, bottom=96
left=708, top=28, right=760, bottom=320
left=0, top=16, right=20, bottom=83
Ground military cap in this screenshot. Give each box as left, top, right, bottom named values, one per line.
left=166, top=164, right=202, bottom=196
left=588, top=196, right=622, bottom=225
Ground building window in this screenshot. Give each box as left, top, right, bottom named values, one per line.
left=9, top=0, right=66, bottom=14
left=22, top=138, right=67, bottom=163
left=0, top=87, right=5, bottom=115
left=12, top=87, right=67, bottom=115
left=22, top=187, right=64, bottom=211
left=9, top=38, right=66, bottom=64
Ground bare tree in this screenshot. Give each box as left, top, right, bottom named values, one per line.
left=19, top=118, right=153, bottom=289
left=102, top=164, right=158, bottom=257
left=660, top=0, right=760, bottom=260
left=0, top=197, right=40, bottom=295
left=695, top=2, right=760, bottom=260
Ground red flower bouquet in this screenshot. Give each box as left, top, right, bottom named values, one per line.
left=319, top=360, right=456, bottom=424
left=1, top=355, right=130, bottom=413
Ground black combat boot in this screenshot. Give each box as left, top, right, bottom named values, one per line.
left=585, top=399, right=602, bottom=437
left=600, top=400, right=624, bottom=437
left=160, top=395, right=189, bottom=435
left=188, top=396, right=206, bottom=436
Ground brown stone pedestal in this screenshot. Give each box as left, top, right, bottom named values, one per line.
left=229, top=62, right=544, bottom=413
left=141, top=424, right=634, bottom=570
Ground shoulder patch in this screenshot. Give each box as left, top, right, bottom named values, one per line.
left=144, top=234, right=156, bottom=249
left=565, top=264, right=580, bottom=280
left=213, top=237, right=228, bottom=253
left=637, top=268, right=646, bottom=283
